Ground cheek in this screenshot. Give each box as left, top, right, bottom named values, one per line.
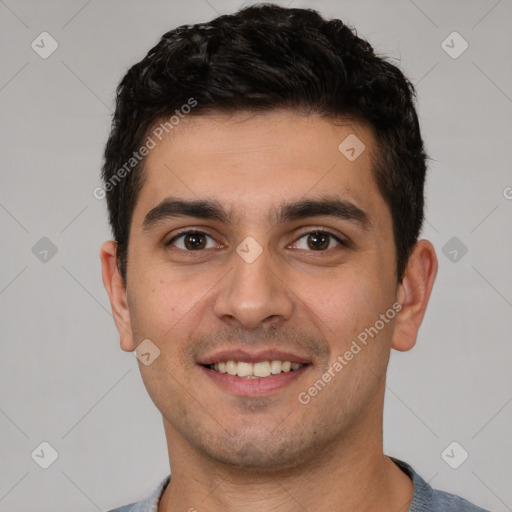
left=305, top=268, right=385, bottom=337
left=127, top=268, right=202, bottom=344
left=306, top=272, right=395, bottom=379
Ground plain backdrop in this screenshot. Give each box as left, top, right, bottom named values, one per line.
left=0, top=1, right=511, bottom=511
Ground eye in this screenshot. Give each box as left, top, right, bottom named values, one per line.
left=291, top=230, right=345, bottom=251
left=166, top=230, right=219, bottom=251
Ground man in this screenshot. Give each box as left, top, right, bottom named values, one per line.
left=100, top=4, right=490, bottom=511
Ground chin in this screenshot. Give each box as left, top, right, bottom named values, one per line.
left=197, top=428, right=317, bottom=473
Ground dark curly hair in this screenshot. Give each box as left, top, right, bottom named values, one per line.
left=102, top=3, right=427, bottom=284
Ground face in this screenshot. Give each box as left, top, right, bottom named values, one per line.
left=111, top=111, right=406, bottom=471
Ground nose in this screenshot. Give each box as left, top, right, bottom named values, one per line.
left=212, top=243, right=294, bottom=330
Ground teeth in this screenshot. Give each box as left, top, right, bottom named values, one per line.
left=226, top=360, right=237, bottom=376
left=270, top=360, right=282, bottom=374
left=209, top=360, right=304, bottom=378
left=253, top=361, right=271, bottom=377
left=236, top=362, right=253, bottom=377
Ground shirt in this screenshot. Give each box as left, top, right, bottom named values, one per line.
left=107, top=457, right=491, bottom=511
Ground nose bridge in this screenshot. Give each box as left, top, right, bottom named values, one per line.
left=213, top=240, right=294, bottom=328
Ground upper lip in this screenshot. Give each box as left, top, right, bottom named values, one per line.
left=197, top=348, right=312, bottom=365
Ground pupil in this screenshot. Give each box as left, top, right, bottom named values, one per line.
left=308, top=232, right=329, bottom=250
left=185, top=233, right=206, bottom=250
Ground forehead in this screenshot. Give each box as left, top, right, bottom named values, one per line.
left=134, top=111, right=388, bottom=227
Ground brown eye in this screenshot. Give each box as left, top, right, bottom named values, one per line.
left=293, top=231, right=344, bottom=251
left=167, top=231, right=216, bottom=250
left=307, top=232, right=330, bottom=250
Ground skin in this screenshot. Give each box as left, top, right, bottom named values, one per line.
left=101, top=110, right=437, bottom=512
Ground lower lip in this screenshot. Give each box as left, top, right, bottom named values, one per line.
left=199, top=365, right=309, bottom=396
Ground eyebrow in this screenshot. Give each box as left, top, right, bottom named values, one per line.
left=142, top=195, right=371, bottom=231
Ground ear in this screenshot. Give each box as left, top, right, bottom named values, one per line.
left=100, top=240, right=135, bottom=352
left=392, top=239, right=438, bottom=352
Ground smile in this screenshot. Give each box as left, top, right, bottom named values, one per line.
left=204, top=360, right=304, bottom=378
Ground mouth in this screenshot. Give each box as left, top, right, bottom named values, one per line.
left=197, top=350, right=312, bottom=396
left=202, top=360, right=306, bottom=379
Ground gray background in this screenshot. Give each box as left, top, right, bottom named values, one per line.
left=0, top=0, right=511, bottom=510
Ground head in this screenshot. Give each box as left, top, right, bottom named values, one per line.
left=100, top=4, right=437, bottom=472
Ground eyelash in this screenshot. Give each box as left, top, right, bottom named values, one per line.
left=165, top=229, right=347, bottom=252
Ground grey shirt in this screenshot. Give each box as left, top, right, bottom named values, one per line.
left=107, top=457, right=491, bottom=511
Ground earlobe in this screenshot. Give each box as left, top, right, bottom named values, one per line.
left=100, top=241, right=135, bottom=352
left=392, top=239, right=438, bottom=352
